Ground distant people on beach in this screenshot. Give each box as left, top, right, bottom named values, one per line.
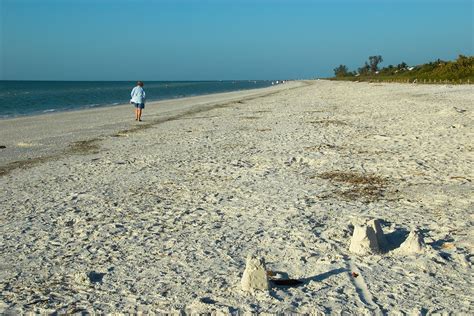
left=130, top=81, right=146, bottom=121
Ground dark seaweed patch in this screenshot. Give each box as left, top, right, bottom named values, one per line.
left=317, top=171, right=389, bottom=202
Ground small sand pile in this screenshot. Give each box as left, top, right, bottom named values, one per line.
left=241, top=256, right=269, bottom=293
left=396, top=230, right=425, bottom=255
left=349, top=219, right=427, bottom=256
left=349, top=218, right=387, bottom=254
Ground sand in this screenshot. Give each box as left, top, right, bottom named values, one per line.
left=0, top=80, right=473, bottom=314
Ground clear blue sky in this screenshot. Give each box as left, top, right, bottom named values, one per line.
left=1, top=0, right=472, bottom=80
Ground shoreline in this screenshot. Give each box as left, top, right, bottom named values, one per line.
left=0, top=81, right=305, bottom=171
left=0, top=80, right=278, bottom=120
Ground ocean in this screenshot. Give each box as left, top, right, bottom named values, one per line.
left=0, top=80, right=275, bottom=118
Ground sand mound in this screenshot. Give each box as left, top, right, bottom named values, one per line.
left=349, top=218, right=427, bottom=256
left=349, top=224, right=380, bottom=254
left=396, top=230, right=425, bottom=255
left=241, top=256, right=269, bottom=293
left=349, top=218, right=387, bottom=254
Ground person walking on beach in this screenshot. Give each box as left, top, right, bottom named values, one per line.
left=130, top=81, right=146, bottom=121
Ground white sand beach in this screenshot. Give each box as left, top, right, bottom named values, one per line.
left=0, top=80, right=473, bottom=314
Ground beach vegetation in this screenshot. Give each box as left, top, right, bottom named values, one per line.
left=333, top=64, right=350, bottom=77
left=369, top=55, right=383, bottom=73
left=332, top=55, right=474, bottom=83
left=358, top=62, right=371, bottom=76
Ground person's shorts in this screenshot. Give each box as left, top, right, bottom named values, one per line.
left=133, top=102, right=145, bottom=109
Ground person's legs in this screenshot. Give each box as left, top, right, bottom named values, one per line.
left=137, top=108, right=143, bottom=121
left=133, top=103, right=138, bottom=120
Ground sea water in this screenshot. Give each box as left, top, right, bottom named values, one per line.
left=0, top=80, right=274, bottom=118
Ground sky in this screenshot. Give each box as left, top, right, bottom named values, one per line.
left=0, top=0, right=473, bottom=80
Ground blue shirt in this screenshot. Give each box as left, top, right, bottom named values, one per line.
left=130, top=86, right=146, bottom=104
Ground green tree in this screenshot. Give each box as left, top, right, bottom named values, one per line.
left=334, top=64, right=350, bottom=77
left=397, top=62, right=407, bottom=70
left=369, top=55, right=383, bottom=73
left=358, top=62, right=370, bottom=75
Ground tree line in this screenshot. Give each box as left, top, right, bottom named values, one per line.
left=333, top=55, right=474, bottom=81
